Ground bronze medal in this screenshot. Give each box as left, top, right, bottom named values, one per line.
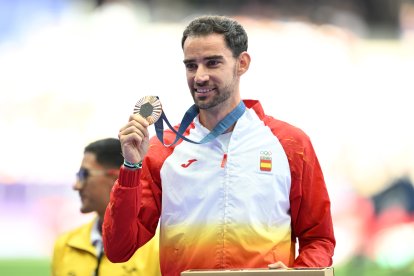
left=133, top=96, right=162, bottom=125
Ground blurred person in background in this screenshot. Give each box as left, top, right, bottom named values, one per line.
left=52, top=138, right=161, bottom=276
left=103, top=15, right=335, bottom=276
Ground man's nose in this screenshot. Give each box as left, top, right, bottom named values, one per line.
left=72, top=179, right=83, bottom=191
left=194, top=67, right=209, bottom=84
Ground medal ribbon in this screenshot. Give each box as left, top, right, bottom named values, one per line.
left=154, top=100, right=246, bottom=147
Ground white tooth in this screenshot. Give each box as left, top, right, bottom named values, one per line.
left=197, top=88, right=212, bottom=93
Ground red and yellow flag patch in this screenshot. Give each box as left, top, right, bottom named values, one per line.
left=259, top=151, right=272, bottom=172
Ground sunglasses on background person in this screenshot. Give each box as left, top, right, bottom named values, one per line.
left=76, top=168, right=117, bottom=183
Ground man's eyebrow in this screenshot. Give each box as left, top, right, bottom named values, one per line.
left=183, top=59, right=194, bottom=64
left=205, top=55, right=223, bottom=61
left=183, top=55, right=224, bottom=64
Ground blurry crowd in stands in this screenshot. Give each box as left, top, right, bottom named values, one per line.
left=333, top=176, right=414, bottom=275
left=96, top=0, right=414, bottom=38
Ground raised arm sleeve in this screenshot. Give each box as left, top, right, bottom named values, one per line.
left=103, top=165, right=161, bottom=262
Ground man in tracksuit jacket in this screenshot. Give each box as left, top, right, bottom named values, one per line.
left=103, top=15, right=335, bottom=276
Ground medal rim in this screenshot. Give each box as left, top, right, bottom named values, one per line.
left=133, top=96, right=162, bottom=125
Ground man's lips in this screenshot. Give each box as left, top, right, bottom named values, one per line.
left=195, top=87, right=215, bottom=93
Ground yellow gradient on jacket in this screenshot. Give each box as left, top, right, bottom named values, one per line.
left=160, top=222, right=293, bottom=270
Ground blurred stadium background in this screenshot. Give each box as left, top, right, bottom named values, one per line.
left=0, top=0, right=413, bottom=275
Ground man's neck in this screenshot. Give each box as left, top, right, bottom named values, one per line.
left=199, top=98, right=242, bottom=131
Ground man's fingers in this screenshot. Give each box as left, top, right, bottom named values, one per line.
left=129, top=113, right=149, bottom=127
left=120, top=125, right=146, bottom=138
left=268, top=261, right=288, bottom=269
left=119, top=115, right=150, bottom=138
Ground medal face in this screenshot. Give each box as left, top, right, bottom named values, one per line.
left=133, top=96, right=162, bottom=124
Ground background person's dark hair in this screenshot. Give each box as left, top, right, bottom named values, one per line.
left=84, top=138, right=123, bottom=169
left=181, top=15, right=248, bottom=58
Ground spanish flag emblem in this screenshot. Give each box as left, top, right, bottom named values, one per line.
left=260, top=155, right=272, bottom=171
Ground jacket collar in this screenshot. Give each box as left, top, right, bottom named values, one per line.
left=66, top=217, right=98, bottom=256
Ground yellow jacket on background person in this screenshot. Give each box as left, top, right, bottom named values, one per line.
left=52, top=138, right=160, bottom=276
left=52, top=218, right=161, bottom=276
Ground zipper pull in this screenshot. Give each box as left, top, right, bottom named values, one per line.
left=221, top=153, right=227, bottom=168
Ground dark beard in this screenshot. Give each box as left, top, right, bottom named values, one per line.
left=193, top=74, right=237, bottom=110
left=195, top=90, right=231, bottom=110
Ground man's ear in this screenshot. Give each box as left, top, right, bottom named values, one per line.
left=237, top=51, right=251, bottom=76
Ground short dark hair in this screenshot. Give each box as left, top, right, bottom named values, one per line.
left=84, top=138, right=123, bottom=169
left=181, top=15, right=248, bottom=57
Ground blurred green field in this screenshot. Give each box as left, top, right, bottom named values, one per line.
left=0, top=259, right=50, bottom=276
